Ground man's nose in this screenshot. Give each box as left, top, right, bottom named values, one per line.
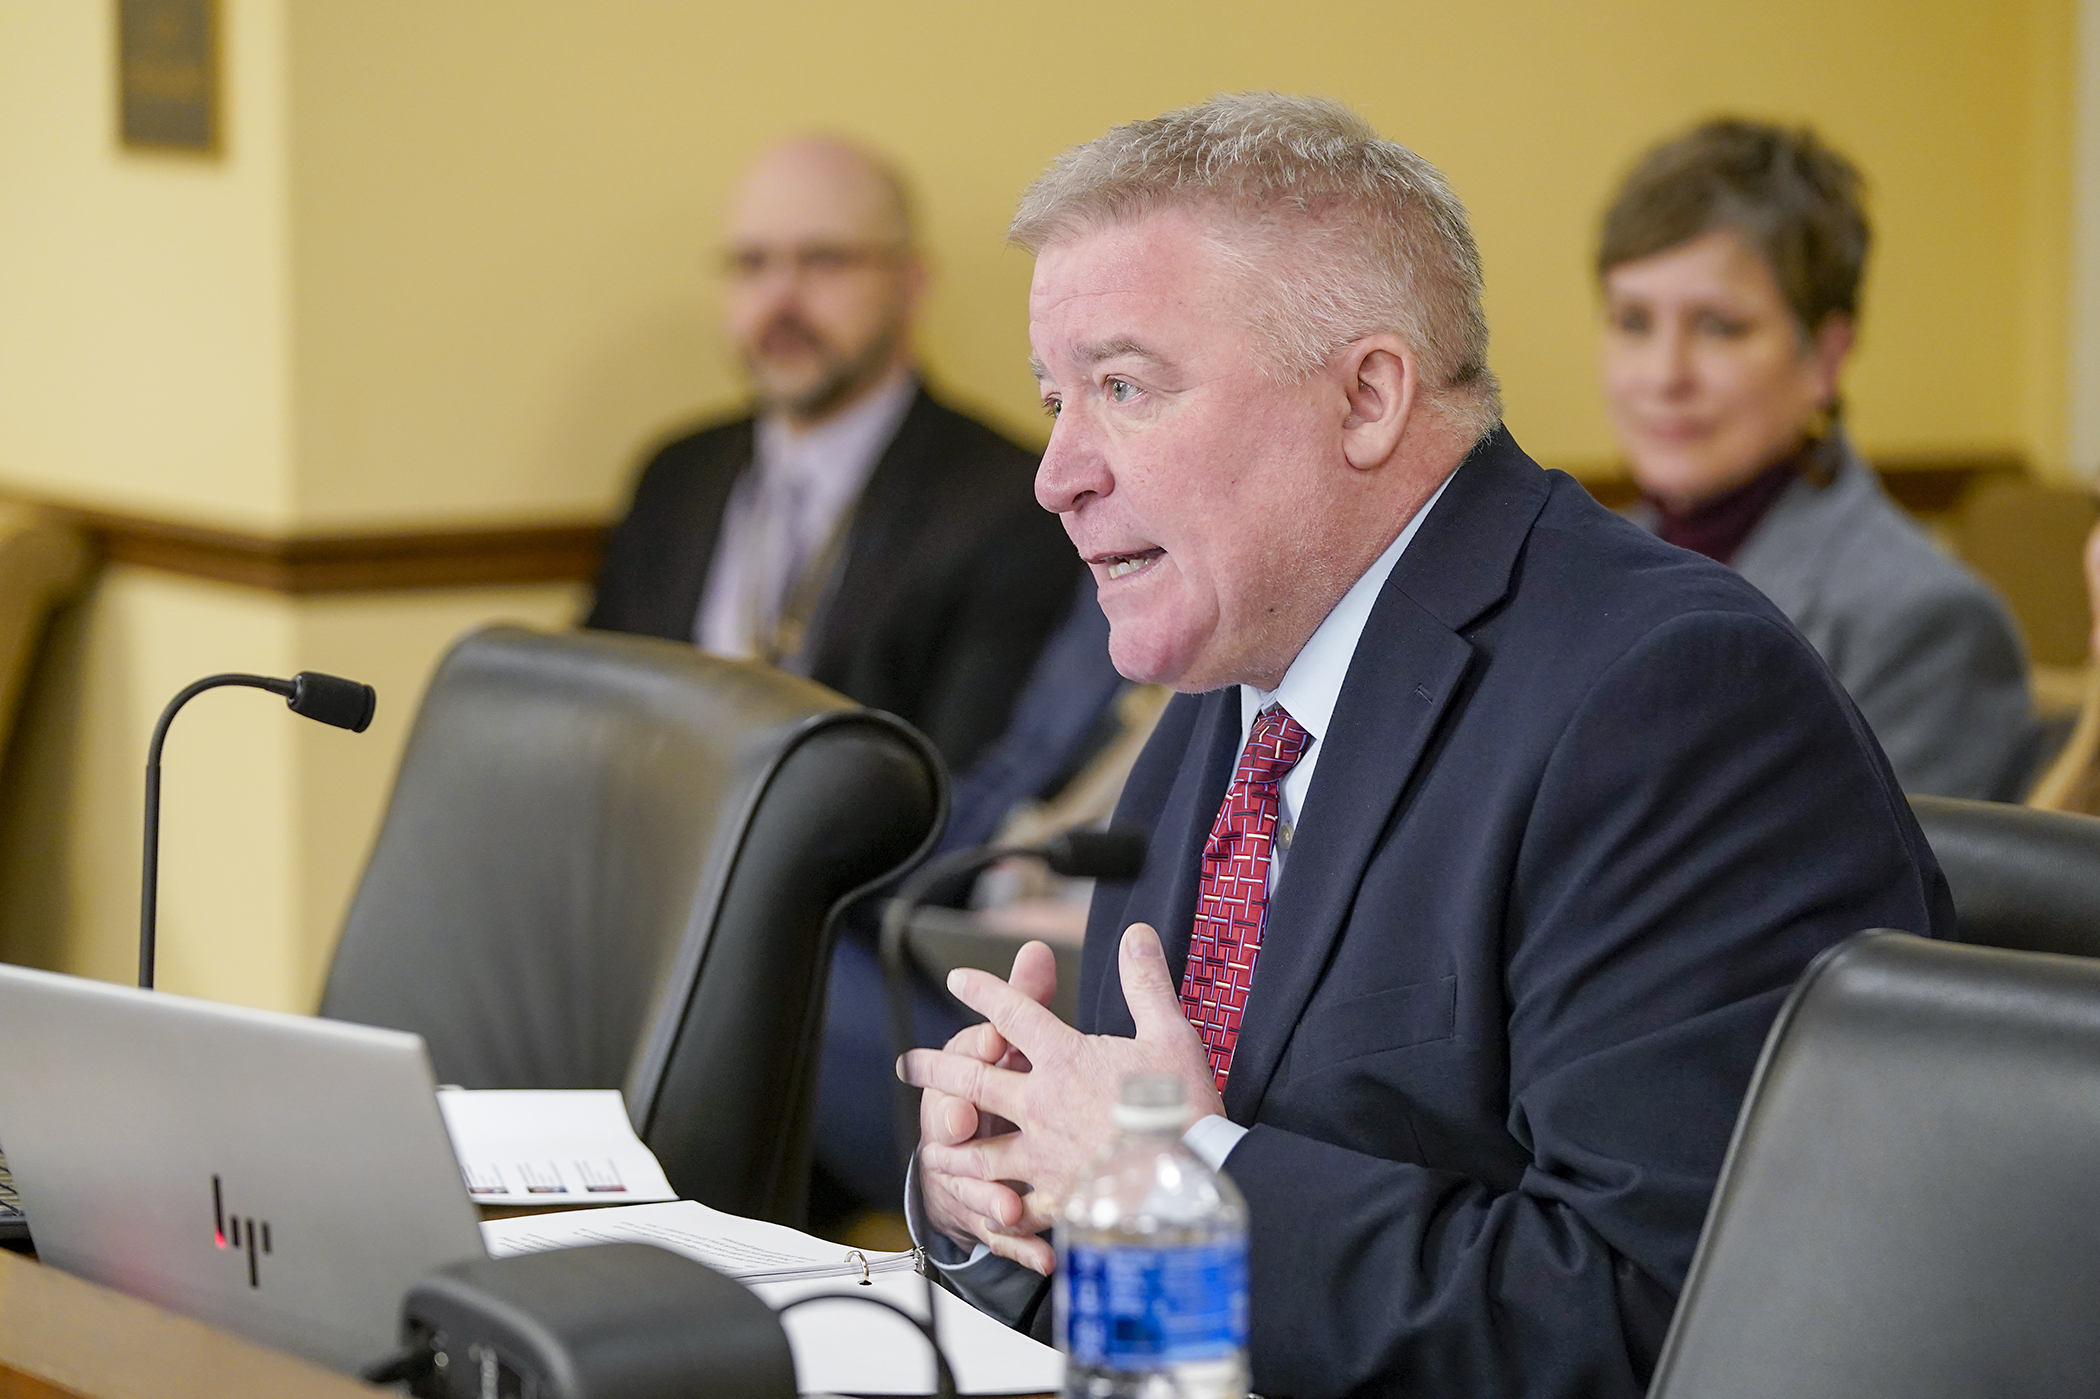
left=733, top=275, right=802, bottom=334
left=1035, top=414, right=1113, bottom=515
left=752, top=264, right=804, bottom=309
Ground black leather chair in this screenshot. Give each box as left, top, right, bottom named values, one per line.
left=1909, top=793, right=2100, bottom=957
left=1649, top=931, right=2100, bottom=1398
left=319, top=626, right=942, bottom=1224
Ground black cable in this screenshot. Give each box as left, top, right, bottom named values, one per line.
left=879, top=843, right=1030, bottom=1173
left=877, top=827, right=1146, bottom=1386
left=360, top=1339, right=438, bottom=1386
left=775, top=1291, right=958, bottom=1399
left=878, top=841, right=1036, bottom=1379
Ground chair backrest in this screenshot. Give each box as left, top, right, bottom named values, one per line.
left=319, top=626, right=942, bottom=1222
left=1909, top=793, right=2100, bottom=957
left=1649, top=931, right=2100, bottom=1399
left=0, top=504, right=89, bottom=755
left=1953, top=477, right=2095, bottom=666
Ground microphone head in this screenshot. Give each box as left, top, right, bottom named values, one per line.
left=1042, top=828, right=1147, bottom=881
left=288, top=671, right=376, bottom=733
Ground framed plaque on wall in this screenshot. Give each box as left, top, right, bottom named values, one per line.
left=117, top=0, right=219, bottom=155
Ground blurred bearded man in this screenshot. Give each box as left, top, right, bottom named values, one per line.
left=590, top=137, right=1078, bottom=1227
left=898, top=94, right=1951, bottom=1397
left=590, top=135, right=1077, bottom=772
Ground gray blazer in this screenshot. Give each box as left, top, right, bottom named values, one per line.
left=1637, top=440, right=2035, bottom=799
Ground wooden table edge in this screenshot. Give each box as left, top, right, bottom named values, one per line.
left=0, top=1249, right=378, bottom=1399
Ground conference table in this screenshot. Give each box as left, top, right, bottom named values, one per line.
left=0, top=1232, right=1053, bottom=1399
left=0, top=1245, right=378, bottom=1397
left=0, top=1200, right=660, bottom=1396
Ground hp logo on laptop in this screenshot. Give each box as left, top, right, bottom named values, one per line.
left=211, top=1175, right=273, bottom=1287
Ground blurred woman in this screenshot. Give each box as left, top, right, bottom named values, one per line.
left=1599, top=118, right=2035, bottom=799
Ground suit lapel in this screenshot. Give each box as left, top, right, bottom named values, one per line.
left=1220, top=597, right=1471, bottom=1119
left=807, top=388, right=943, bottom=679
left=654, top=420, right=750, bottom=640
left=1220, top=429, right=1552, bottom=1120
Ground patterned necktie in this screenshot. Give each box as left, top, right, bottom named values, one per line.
left=1180, top=705, right=1312, bottom=1092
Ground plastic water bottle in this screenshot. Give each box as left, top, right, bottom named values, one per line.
left=1055, top=1073, right=1250, bottom=1399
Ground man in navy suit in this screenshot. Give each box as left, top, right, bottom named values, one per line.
left=899, top=94, right=1951, bottom=1397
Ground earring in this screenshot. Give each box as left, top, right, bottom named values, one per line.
left=1798, top=398, right=1843, bottom=488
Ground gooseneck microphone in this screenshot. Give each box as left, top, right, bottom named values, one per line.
left=878, top=827, right=1147, bottom=1370
left=138, top=671, right=377, bottom=990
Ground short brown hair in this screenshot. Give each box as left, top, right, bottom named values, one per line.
left=1597, top=118, right=1870, bottom=337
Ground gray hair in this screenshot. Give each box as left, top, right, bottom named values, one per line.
left=1010, top=93, right=1501, bottom=440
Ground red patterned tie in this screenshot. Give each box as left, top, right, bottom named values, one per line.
left=1180, top=705, right=1312, bottom=1092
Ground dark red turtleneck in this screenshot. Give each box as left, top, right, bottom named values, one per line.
left=1646, top=450, right=1803, bottom=565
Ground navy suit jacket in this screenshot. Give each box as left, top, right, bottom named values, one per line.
left=1058, top=429, right=1951, bottom=1397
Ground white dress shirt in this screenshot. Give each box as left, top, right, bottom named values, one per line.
left=1235, top=466, right=1456, bottom=895
left=1182, top=466, right=1455, bottom=1168
left=694, top=368, right=917, bottom=661
left=913, top=467, right=1460, bottom=1285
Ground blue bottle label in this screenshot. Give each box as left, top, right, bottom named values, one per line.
left=1060, top=1239, right=1249, bottom=1368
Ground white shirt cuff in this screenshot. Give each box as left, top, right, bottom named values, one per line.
left=1182, top=1113, right=1248, bottom=1170
left=903, top=1154, right=1046, bottom=1327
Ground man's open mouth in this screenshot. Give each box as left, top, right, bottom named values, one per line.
left=1097, top=548, right=1164, bottom=581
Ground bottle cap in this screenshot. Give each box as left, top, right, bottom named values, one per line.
left=1112, top=1072, right=1194, bottom=1132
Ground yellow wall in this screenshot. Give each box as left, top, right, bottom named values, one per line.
left=0, top=0, right=296, bottom=529
left=0, top=0, right=2082, bottom=1012
left=0, top=1, right=589, bottom=1012
left=272, top=0, right=2078, bottom=538
left=1, top=0, right=2078, bottom=528
left=0, top=572, right=584, bottom=1009
left=2070, top=0, right=2100, bottom=473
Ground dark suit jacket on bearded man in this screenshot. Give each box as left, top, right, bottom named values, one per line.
left=933, top=426, right=1951, bottom=1399
left=587, top=384, right=1080, bottom=773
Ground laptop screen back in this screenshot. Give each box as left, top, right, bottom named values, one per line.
left=0, top=963, right=487, bottom=1373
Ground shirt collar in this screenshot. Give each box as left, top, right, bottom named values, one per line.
left=755, top=367, right=917, bottom=493
left=1241, top=465, right=1459, bottom=742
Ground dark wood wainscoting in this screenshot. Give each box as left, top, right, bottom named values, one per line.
left=57, top=507, right=605, bottom=594
left=20, top=451, right=2026, bottom=597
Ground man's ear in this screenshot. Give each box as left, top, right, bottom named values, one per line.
left=1339, top=336, right=1416, bottom=471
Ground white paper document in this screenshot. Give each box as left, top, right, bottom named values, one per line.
left=481, top=1200, right=1064, bottom=1395
left=436, top=1089, right=677, bottom=1207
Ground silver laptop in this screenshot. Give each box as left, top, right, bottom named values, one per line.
left=0, top=962, right=488, bottom=1374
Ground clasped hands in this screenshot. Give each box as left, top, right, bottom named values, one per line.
left=897, top=923, right=1224, bottom=1275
